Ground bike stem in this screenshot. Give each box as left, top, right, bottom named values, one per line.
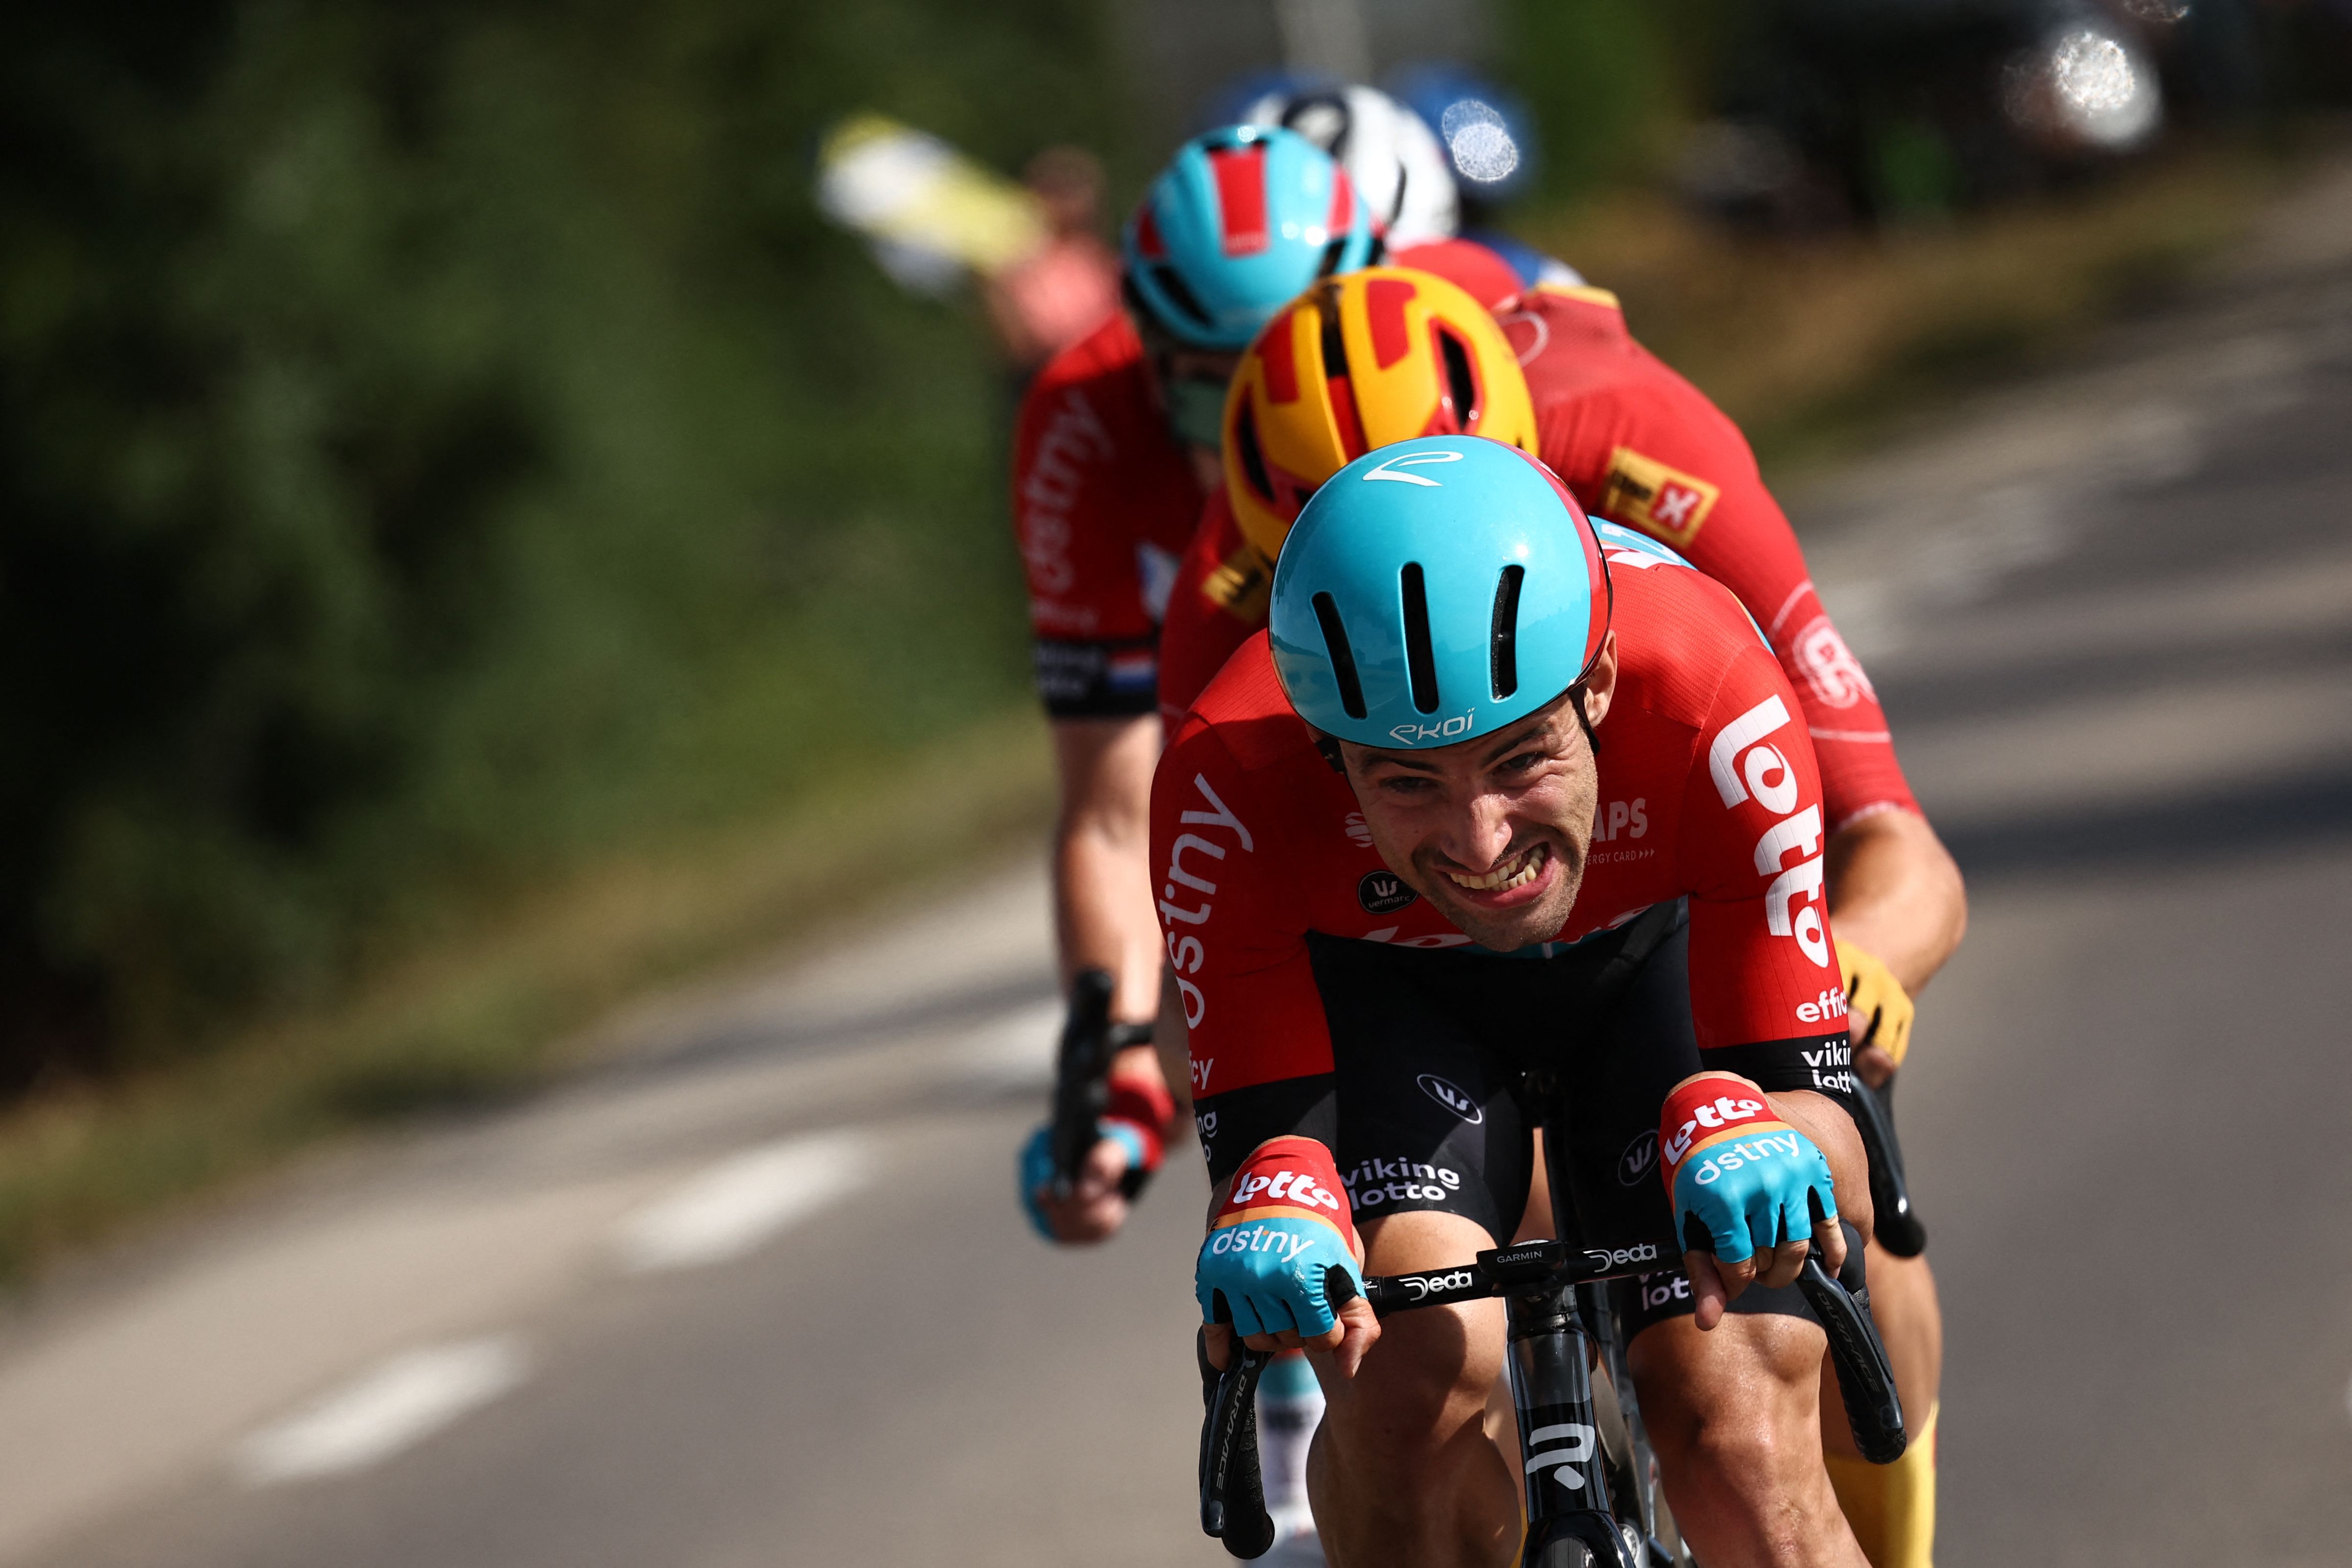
left=1506, top=1281, right=1623, bottom=1563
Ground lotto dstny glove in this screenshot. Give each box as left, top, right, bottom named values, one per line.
left=1196, top=1137, right=1364, bottom=1340
left=1659, top=1073, right=1837, bottom=1265
left=1018, top=1072, right=1177, bottom=1240
left=1836, top=938, right=1914, bottom=1069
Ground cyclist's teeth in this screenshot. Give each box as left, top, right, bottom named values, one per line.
left=1449, top=843, right=1546, bottom=892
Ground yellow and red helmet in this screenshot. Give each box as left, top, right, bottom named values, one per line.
left=1222, top=265, right=1538, bottom=563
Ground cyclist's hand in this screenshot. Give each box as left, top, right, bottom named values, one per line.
left=1658, top=1073, right=1841, bottom=1331
left=1837, top=937, right=1914, bottom=1090
left=1019, top=1124, right=1133, bottom=1244
left=1196, top=1137, right=1375, bottom=1376
left=1201, top=1292, right=1380, bottom=1380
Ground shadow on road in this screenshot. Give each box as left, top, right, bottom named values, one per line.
left=1939, top=755, right=2352, bottom=881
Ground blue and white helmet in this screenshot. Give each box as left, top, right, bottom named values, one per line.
left=1241, top=84, right=1459, bottom=248
left=1122, top=125, right=1378, bottom=351
left=1270, top=436, right=1611, bottom=749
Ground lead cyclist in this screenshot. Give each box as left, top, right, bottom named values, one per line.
left=1160, top=438, right=1895, bottom=1567
left=1156, top=257, right=1963, bottom=1568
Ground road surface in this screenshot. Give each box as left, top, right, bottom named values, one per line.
left=3, top=163, right=2350, bottom=1567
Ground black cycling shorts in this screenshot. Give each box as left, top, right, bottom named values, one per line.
left=1257, top=903, right=1863, bottom=1339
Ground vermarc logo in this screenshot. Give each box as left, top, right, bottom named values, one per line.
left=1616, top=1129, right=1658, bottom=1187
left=1357, top=870, right=1418, bottom=914
left=1417, top=1074, right=1483, bottom=1124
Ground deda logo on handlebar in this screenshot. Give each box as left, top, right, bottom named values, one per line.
left=1401, top=1268, right=1479, bottom=1300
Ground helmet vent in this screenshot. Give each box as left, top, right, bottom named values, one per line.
left=1399, top=563, right=1440, bottom=714
left=1311, top=592, right=1369, bottom=720
left=1235, top=408, right=1274, bottom=501
left=1316, top=296, right=1350, bottom=376
left=1437, top=329, right=1478, bottom=430
left=1151, top=264, right=1214, bottom=330
left=1489, top=564, right=1525, bottom=700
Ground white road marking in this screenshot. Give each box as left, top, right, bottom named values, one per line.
left=955, top=998, right=1062, bottom=1089
left=612, top=1129, right=873, bottom=1273
left=234, top=1335, right=529, bottom=1485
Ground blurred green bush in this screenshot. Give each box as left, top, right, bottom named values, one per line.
left=0, top=0, right=1127, bottom=1083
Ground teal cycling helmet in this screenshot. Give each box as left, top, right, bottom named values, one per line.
left=1269, top=436, right=1611, bottom=749
left=1123, top=124, right=1378, bottom=351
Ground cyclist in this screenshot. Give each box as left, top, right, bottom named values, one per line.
left=1009, top=122, right=1376, bottom=1247
left=1163, top=436, right=1878, bottom=1567
left=1013, top=135, right=1547, bottom=1248
left=1241, top=83, right=1460, bottom=250
left=1156, top=264, right=1959, bottom=1567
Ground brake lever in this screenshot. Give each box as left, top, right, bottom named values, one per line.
left=1197, top=1332, right=1276, bottom=1557
left=1797, top=1254, right=1906, bottom=1464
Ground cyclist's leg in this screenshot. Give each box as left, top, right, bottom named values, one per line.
left=1555, top=906, right=1865, bottom=1567
left=1311, top=1209, right=1519, bottom=1568
left=1629, top=1315, right=1862, bottom=1568
left=1300, top=936, right=1545, bottom=1568
left=1820, top=1245, right=1940, bottom=1568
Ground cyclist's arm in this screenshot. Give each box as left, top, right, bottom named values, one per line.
left=1152, top=728, right=1378, bottom=1371
left=1563, top=372, right=1968, bottom=1011
left=1052, top=715, right=1167, bottom=1028
left=1824, top=806, right=1966, bottom=995
left=1151, top=725, right=1337, bottom=1187
left=1678, top=647, right=1874, bottom=1320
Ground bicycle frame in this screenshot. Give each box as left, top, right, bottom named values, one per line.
left=1198, top=1072, right=1904, bottom=1565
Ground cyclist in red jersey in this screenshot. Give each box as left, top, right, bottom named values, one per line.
left=1012, top=138, right=1531, bottom=1247
left=1166, top=438, right=1876, bottom=1566
left=1010, top=124, right=1377, bottom=1245
left=1158, top=270, right=1962, bottom=1566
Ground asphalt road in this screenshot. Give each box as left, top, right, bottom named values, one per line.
left=3, top=165, right=2349, bottom=1568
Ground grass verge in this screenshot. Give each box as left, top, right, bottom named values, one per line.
left=0, top=709, right=1052, bottom=1284
left=1527, top=141, right=2292, bottom=472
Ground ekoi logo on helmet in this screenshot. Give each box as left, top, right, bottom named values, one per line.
left=1360, top=448, right=1464, bottom=487
left=1388, top=710, right=1477, bottom=745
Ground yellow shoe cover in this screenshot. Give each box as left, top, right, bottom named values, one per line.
left=1824, top=1401, right=1936, bottom=1568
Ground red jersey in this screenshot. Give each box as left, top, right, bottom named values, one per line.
left=1156, top=285, right=1917, bottom=829
left=1011, top=311, right=1205, bottom=718
left=1152, top=558, right=1852, bottom=1113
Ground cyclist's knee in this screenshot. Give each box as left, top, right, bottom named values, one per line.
left=1631, top=1315, right=1842, bottom=1551
left=1320, top=1211, right=1505, bottom=1468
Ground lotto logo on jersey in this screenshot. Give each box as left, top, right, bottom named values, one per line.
left=1211, top=1137, right=1358, bottom=1249
left=1599, top=446, right=1720, bottom=546
left=1708, top=694, right=1832, bottom=969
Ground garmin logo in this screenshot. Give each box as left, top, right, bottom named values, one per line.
left=1417, top=1074, right=1482, bottom=1124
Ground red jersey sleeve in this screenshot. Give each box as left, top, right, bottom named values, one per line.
left=1530, top=312, right=1919, bottom=828
left=1009, top=316, right=1201, bottom=719
left=1157, top=490, right=1271, bottom=726
left=1673, top=641, right=1858, bottom=1102
left=1151, top=694, right=1338, bottom=1183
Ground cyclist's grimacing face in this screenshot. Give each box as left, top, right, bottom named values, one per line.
left=1339, top=634, right=1620, bottom=953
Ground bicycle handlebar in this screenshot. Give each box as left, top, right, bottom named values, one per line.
left=1047, top=969, right=1154, bottom=1194
left=1196, top=1235, right=1907, bottom=1554
left=1848, top=1075, right=1926, bottom=1258
left=1197, top=1332, right=1276, bottom=1558
left=1794, top=1253, right=1906, bottom=1464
